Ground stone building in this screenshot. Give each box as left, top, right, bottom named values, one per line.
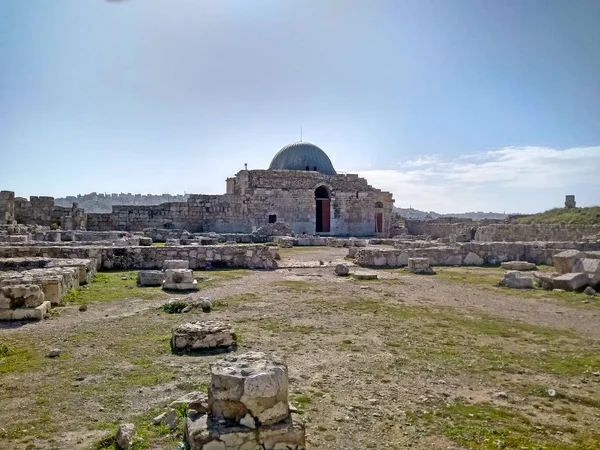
left=3, top=142, right=395, bottom=236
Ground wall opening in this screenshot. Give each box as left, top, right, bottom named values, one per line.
left=313, top=166, right=317, bottom=171
left=268, top=214, right=277, bottom=224
left=315, top=186, right=330, bottom=233
left=305, top=166, right=309, bottom=171
left=375, top=202, right=384, bottom=233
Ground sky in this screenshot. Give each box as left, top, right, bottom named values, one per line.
left=1, top=0, right=599, bottom=214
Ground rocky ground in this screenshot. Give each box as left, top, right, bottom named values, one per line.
left=1, top=247, right=599, bottom=450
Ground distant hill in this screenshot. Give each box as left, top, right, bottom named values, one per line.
left=55, top=192, right=189, bottom=213
left=514, top=207, right=600, bottom=225
left=395, top=207, right=507, bottom=221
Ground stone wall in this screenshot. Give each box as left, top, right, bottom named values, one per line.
left=13, top=194, right=86, bottom=230
left=404, top=219, right=476, bottom=239
left=0, top=191, right=15, bottom=224
left=474, top=224, right=600, bottom=242
left=0, top=244, right=278, bottom=270
left=354, top=241, right=600, bottom=267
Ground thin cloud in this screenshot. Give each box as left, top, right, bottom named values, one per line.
left=351, top=146, right=600, bottom=213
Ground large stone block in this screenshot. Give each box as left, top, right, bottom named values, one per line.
left=185, top=414, right=259, bottom=450
left=407, top=257, right=434, bottom=275
left=259, top=414, right=306, bottom=450
left=171, top=321, right=237, bottom=352
left=0, top=284, right=45, bottom=309
left=552, top=272, right=589, bottom=292
left=209, top=352, right=289, bottom=426
left=499, top=271, right=533, bottom=289
left=581, top=258, right=600, bottom=286
left=553, top=250, right=584, bottom=275
left=0, top=300, right=50, bottom=321
left=137, top=270, right=163, bottom=287
left=163, top=269, right=198, bottom=291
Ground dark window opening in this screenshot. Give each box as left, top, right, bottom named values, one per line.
left=356, top=191, right=359, bottom=199
left=313, top=166, right=317, bottom=171
left=315, top=186, right=330, bottom=233
left=306, top=166, right=309, bottom=171
left=268, top=214, right=277, bottom=224
left=375, top=201, right=383, bottom=208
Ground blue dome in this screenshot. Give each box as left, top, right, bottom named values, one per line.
left=269, top=141, right=336, bottom=175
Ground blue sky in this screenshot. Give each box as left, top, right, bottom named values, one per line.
left=1, top=0, right=599, bottom=213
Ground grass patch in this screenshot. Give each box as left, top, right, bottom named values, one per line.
left=193, top=269, right=250, bottom=289
left=151, top=242, right=166, bottom=247
left=254, top=317, right=326, bottom=334
left=63, top=271, right=168, bottom=305
left=414, top=402, right=600, bottom=449
left=270, top=280, right=315, bottom=293
left=0, top=343, right=44, bottom=374
left=515, top=206, right=600, bottom=225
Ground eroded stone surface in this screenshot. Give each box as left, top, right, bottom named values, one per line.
left=210, top=352, right=289, bottom=426
left=501, top=261, right=537, bottom=271
left=0, top=284, right=45, bottom=309
left=163, top=269, right=198, bottom=291
left=353, top=271, right=377, bottom=280
left=115, top=423, right=136, bottom=450
left=334, top=264, right=349, bottom=276
left=553, top=250, right=584, bottom=275
left=171, top=321, right=236, bottom=352
left=136, top=270, right=163, bottom=287
left=164, top=259, right=190, bottom=270
left=499, top=271, right=533, bottom=289
left=407, top=257, right=434, bottom=275
left=552, top=272, right=589, bottom=292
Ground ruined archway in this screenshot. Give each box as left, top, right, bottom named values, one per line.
left=315, top=186, right=330, bottom=233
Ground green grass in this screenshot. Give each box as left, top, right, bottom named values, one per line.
left=515, top=206, right=600, bottom=225
left=151, top=242, right=166, bottom=247
left=63, top=272, right=168, bottom=305
left=193, top=269, right=250, bottom=289
left=270, top=280, right=316, bottom=292
left=412, top=402, right=600, bottom=450
left=0, top=343, right=44, bottom=374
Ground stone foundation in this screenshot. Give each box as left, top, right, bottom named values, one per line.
left=0, top=244, right=278, bottom=270
left=163, top=269, right=198, bottom=291
left=171, top=321, right=237, bottom=352
left=185, top=351, right=305, bottom=450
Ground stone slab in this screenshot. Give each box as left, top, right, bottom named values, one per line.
left=501, top=261, right=537, bottom=271
left=164, top=259, right=190, bottom=269
left=353, top=271, right=378, bottom=280
left=0, top=301, right=50, bottom=321
left=171, top=321, right=237, bottom=352
left=552, top=272, right=589, bottom=292
left=137, top=270, right=163, bottom=287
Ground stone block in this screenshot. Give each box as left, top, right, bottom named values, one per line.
left=139, top=237, right=153, bottom=246
left=407, top=257, right=434, bottom=275
left=171, top=321, right=237, bottom=352
left=0, top=300, right=50, bottom=321
left=0, top=284, right=45, bottom=309
left=136, top=270, right=163, bottom=287
left=581, top=258, right=600, bottom=286
left=353, top=271, right=377, bottom=280
left=164, top=259, right=190, bottom=269
left=258, top=414, right=306, bottom=450
left=464, top=252, right=484, bottom=265
left=553, top=250, right=584, bottom=275
left=532, top=271, right=555, bottom=290
left=499, top=271, right=533, bottom=289
left=552, top=272, right=589, bottom=292
left=334, top=264, right=349, bottom=276
left=501, top=261, right=537, bottom=271
left=163, top=269, right=198, bottom=291
left=209, top=352, right=289, bottom=426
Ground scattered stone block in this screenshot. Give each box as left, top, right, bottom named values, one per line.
left=581, top=258, right=600, bottom=286
left=334, top=264, right=349, bottom=276
left=464, top=252, right=484, bottom=265
left=138, top=236, right=153, bottom=246
left=532, top=271, right=555, bottom=290
left=165, top=409, right=179, bottom=430
left=584, top=286, right=596, bottom=296
left=209, top=352, right=289, bottom=426
left=47, top=348, right=61, bottom=358
left=115, top=423, right=136, bottom=450
left=552, top=272, right=589, bottom=292
left=553, top=250, right=584, bottom=275
left=407, top=257, right=434, bottom=275
left=171, top=321, right=236, bottom=353
left=164, top=259, right=190, bottom=270
left=499, top=271, right=533, bottom=289
left=136, top=270, right=163, bottom=287
left=163, top=269, right=198, bottom=291
left=170, top=392, right=209, bottom=414
left=501, top=261, right=537, bottom=271
left=353, top=271, right=377, bottom=280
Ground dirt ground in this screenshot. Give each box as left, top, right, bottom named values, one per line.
left=1, top=247, right=599, bottom=450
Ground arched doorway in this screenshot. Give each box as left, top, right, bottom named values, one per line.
left=374, top=201, right=384, bottom=233
left=315, top=186, right=330, bottom=233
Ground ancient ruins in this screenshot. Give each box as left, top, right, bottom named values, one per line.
left=1, top=144, right=599, bottom=449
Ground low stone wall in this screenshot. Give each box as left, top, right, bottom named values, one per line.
left=474, top=224, right=600, bottom=242
left=354, top=241, right=600, bottom=267
left=0, top=244, right=278, bottom=270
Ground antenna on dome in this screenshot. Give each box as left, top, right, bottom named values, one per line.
left=300, top=127, right=302, bottom=142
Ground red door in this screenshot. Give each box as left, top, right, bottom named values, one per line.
left=375, top=213, right=383, bottom=233
left=321, top=199, right=330, bottom=232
